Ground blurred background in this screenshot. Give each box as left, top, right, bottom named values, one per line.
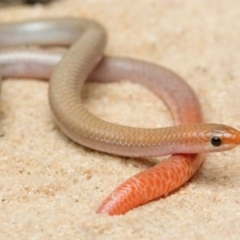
left=0, top=0, right=57, bottom=6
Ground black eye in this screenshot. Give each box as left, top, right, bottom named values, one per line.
left=211, top=136, right=222, bottom=147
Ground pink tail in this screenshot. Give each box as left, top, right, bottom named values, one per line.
left=97, top=154, right=204, bottom=215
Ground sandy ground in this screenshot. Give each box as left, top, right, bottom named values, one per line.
left=0, top=0, right=240, bottom=239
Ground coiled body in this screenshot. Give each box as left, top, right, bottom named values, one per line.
left=0, top=18, right=239, bottom=215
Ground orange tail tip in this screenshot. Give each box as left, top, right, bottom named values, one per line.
left=97, top=154, right=203, bottom=215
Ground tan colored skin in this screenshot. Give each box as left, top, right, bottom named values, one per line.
left=0, top=18, right=240, bottom=215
